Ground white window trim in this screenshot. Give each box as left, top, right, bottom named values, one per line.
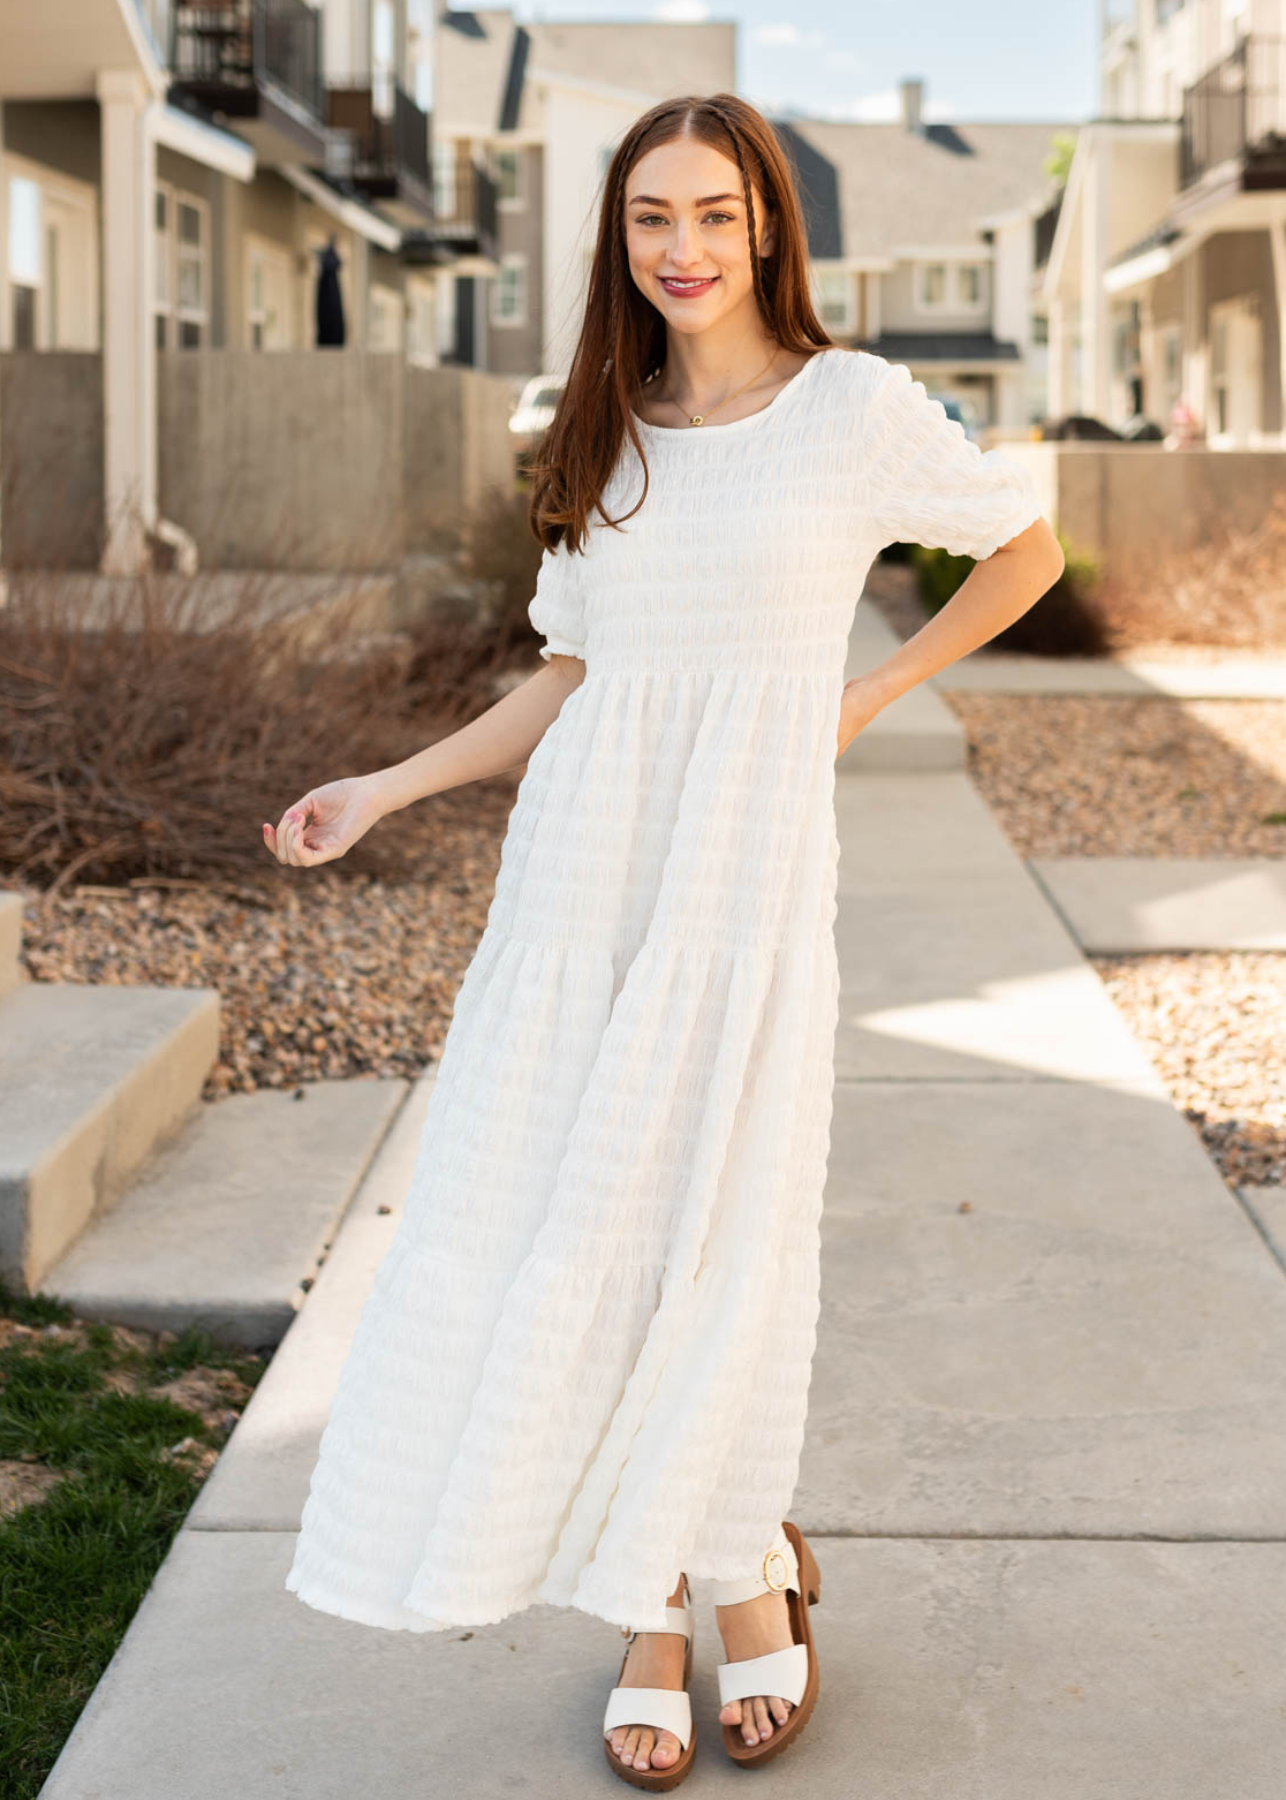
left=155, top=180, right=210, bottom=348
left=2, top=152, right=99, bottom=350
left=490, top=252, right=527, bottom=329
left=493, top=143, right=525, bottom=211
left=433, top=138, right=458, bottom=221
left=912, top=255, right=989, bottom=317
left=244, top=230, right=295, bottom=350
left=811, top=263, right=854, bottom=332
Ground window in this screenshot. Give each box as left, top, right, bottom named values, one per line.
left=491, top=254, right=526, bottom=327
left=494, top=147, right=523, bottom=207
left=246, top=235, right=294, bottom=349
left=812, top=266, right=852, bottom=330
left=7, top=163, right=97, bottom=349
left=920, top=262, right=946, bottom=305
left=433, top=140, right=457, bottom=219
left=956, top=263, right=984, bottom=305
left=8, top=174, right=41, bottom=347
left=155, top=183, right=209, bottom=348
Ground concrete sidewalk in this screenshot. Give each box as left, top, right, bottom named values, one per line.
left=37, top=614, right=1286, bottom=1798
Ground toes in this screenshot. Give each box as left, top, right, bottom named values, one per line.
left=635, top=1728, right=656, bottom=1767
left=650, top=1731, right=680, bottom=1767
left=751, top=1695, right=773, bottom=1741
left=719, top=1698, right=743, bottom=1728
left=621, top=1726, right=642, bottom=1767
left=769, top=1694, right=793, bottom=1727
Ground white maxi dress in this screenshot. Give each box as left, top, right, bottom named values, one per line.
left=284, top=346, right=1044, bottom=1635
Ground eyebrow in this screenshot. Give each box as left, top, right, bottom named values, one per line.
left=627, top=193, right=741, bottom=207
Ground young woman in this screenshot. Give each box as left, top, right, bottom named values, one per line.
left=267, top=92, right=1063, bottom=1788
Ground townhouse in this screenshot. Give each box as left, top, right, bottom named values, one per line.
left=1044, top=0, right=1286, bottom=443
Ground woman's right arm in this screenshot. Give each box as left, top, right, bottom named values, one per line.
left=263, top=654, right=584, bottom=867
left=373, top=653, right=585, bottom=814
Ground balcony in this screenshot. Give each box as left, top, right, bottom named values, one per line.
left=326, top=82, right=434, bottom=227
left=169, top=0, right=331, bottom=165
left=1180, top=34, right=1286, bottom=190
left=401, top=150, right=499, bottom=271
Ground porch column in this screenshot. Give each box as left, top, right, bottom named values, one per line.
left=96, top=68, right=157, bottom=574
left=1270, top=213, right=1286, bottom=439
left=1081, top=137, right=1110, bottom=421
left=1047, top=294, right=1067, bottom=421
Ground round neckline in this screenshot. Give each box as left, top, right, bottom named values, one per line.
left=628, top=346, right=836, bottom=438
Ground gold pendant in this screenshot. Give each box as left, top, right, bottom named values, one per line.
left=689, top=415, right=704, bottom=426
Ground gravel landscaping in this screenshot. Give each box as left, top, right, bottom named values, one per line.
left=4, top=771, right=520, bottom=1096
left=4, top=577, right=1283, bottom=1204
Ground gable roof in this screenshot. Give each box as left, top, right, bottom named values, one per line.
left=778, top=118, right=1077, bottom=261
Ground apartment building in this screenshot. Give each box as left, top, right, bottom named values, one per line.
left=427, top=8, right=737, bottom=376
left=0, top=0, right=492, bottom=572
left=1043, top=0, right=1286, bottom=443
left=783, top=79, right=1075, bottom=435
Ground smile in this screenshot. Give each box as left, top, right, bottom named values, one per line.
left=659, top=276, right=719, bottom=295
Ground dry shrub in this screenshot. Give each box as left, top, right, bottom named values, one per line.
left=0, top=506, right=547, bottom=895
left=1098, top=486, right=1286, bottom=652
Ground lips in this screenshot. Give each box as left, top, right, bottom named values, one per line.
left=659, top=276, right=719, bottom=295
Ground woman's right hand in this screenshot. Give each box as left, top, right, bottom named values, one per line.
left=262, top=774, right=388, bottom=868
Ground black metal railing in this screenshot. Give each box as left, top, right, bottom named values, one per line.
left=329, top=81, right=430, bottom=186
left=435, top=158, right=498, bottom=239
left=171, top=0, right=324, bottom=121
left=1181, top=34, right=1286, bottom=187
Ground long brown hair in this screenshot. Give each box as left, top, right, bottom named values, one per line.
left=528, top=91, right=841, bottom=555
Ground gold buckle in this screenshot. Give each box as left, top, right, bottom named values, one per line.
left=762, top=1547, right=790, bottom=1592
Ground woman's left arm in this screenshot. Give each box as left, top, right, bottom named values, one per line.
left=837, top=516, right=1064, bottom=757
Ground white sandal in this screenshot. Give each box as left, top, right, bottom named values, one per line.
left=711, top=1520, right=822, bottom=1766
left=602, top=1574, right=696, bottom=1791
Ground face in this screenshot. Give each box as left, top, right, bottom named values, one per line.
left=623, top=133, right=776, bottom=336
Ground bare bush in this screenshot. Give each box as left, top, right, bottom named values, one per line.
left=0, top=492, right=547, bottom=894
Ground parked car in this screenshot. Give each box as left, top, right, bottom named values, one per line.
left=509, top=374, right=566, bottom=465
left=924, top=392, right=981, bottom=442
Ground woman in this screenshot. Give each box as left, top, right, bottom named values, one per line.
left=267, top=92, right=1063, bottom=1787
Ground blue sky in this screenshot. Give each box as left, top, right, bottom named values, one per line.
left=511, top=3, right=1098, bottom=124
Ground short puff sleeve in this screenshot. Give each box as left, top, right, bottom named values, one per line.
left=528, top=538, right=587, bottom=662
left=863, top=359, right=1043, bottom=561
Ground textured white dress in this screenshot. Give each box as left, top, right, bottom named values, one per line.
left=284, top=346, right=1044, bottom=1635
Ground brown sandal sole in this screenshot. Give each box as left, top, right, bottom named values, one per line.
left=719, top=1521, right=821, bottom=1769
left=604, top=1600, right=697, bottom=1791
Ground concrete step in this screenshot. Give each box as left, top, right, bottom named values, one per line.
left=1029, top=856, right=1286, bottom=952
left=0, top=979, right=220, bottom=1294
left=0, top=889, right=24, bottom=998
left=42, top=1076, right=412, bottom=1351
left=841, top=602, right=966, bottom=772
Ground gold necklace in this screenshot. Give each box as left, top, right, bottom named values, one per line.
left=650, top=348, right=783, bottom=427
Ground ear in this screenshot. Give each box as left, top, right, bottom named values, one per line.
left=757, top=208, right=777, bottom=259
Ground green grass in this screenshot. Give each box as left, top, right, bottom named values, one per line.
left=0, top=1278, right=268, bottom=1799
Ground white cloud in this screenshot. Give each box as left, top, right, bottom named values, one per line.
left=810, top=89, right=957, bottom=123
left=752, top=23, right=827, bottom=49
left=652, top=0, right=711, bottom=18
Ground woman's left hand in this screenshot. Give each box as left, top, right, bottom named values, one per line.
left=835, top=675, right=888, bottom=760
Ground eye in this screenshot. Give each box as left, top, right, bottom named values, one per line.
left=634, top=211, right=737, bottom=228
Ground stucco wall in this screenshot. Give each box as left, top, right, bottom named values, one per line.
left=0, top=352, right=517, bottom=570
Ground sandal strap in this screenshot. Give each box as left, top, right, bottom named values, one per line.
left=709, top=1527, right=799, bottom=1607
left=603, top=1685, right=693, bottom=1751
left=622, top=1595, right=693, bottom=1646
left=716, top=1643, right=809, bottom=1710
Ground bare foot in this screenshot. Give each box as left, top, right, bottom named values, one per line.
left=715, top=1587, right=796, bottom=1747
left=605, top=1574, right=689, bottom=1772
